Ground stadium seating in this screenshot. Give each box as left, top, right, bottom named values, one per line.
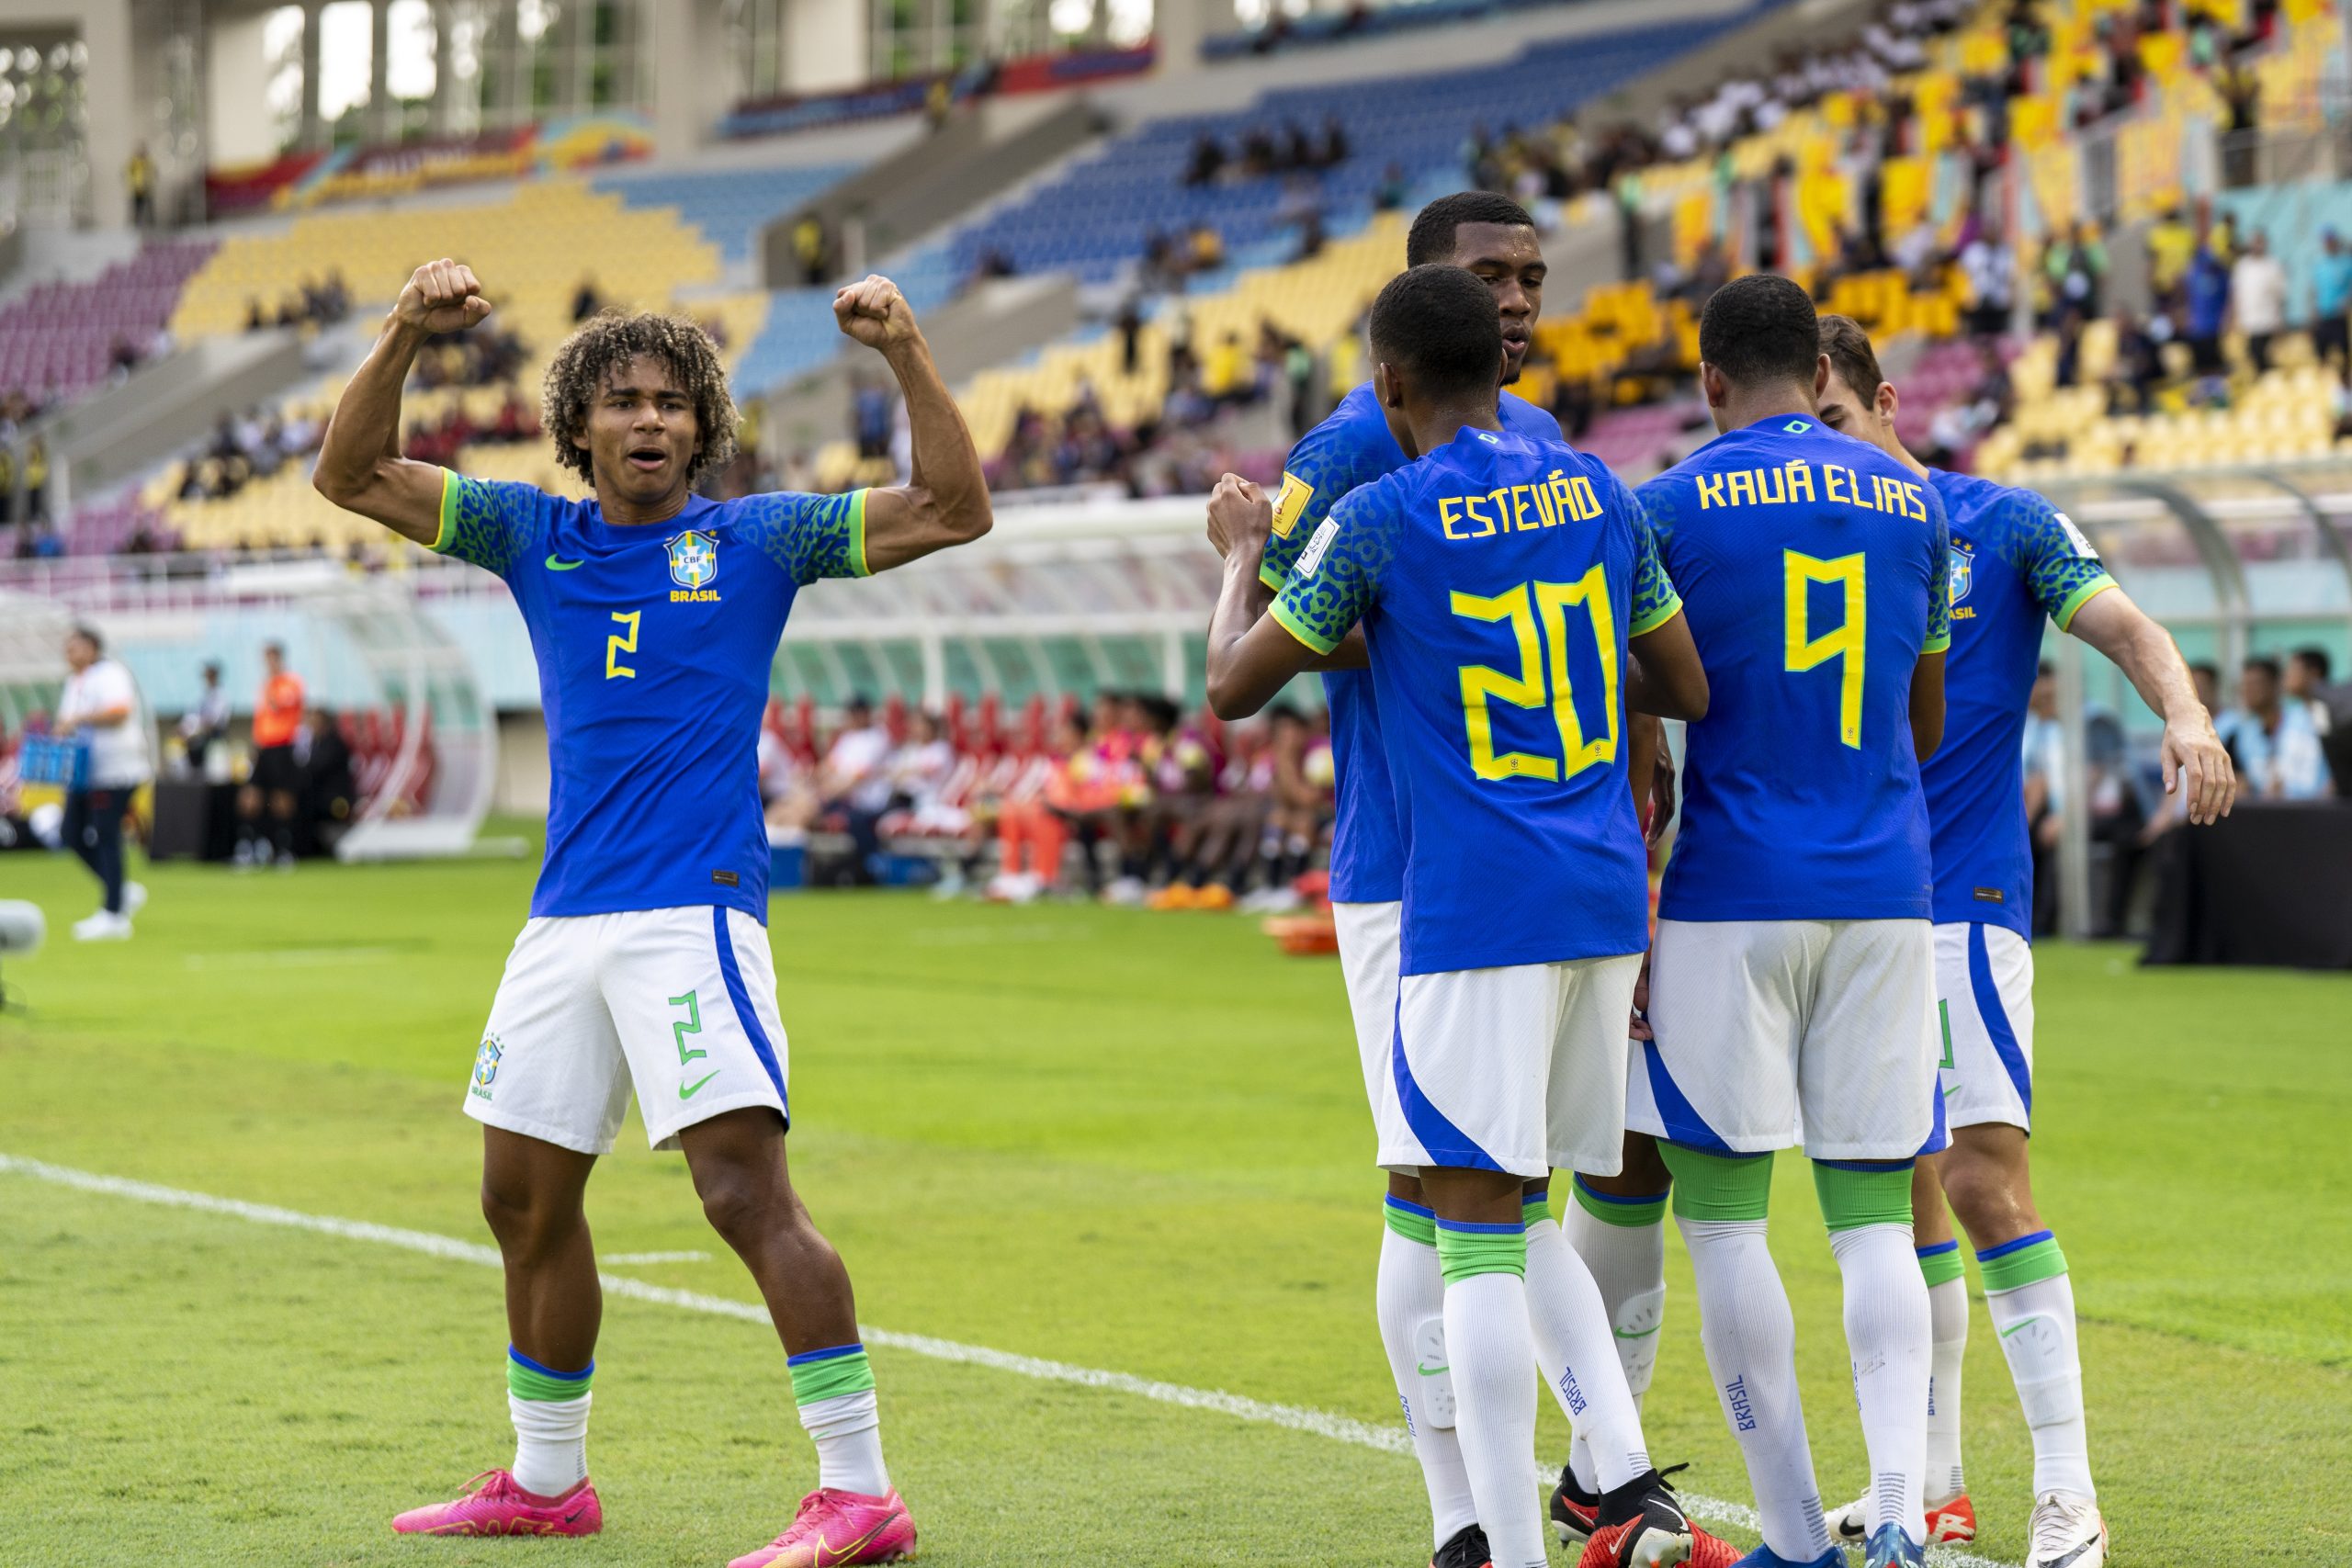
left=594, top=162, right=857, bottom=265
left=0, top=240, right=216, bottom=402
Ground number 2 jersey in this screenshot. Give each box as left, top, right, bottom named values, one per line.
left=1639, top=414, right=1951, bottom=922
left=1271, top=426, right=1681, bottom=976
left=1258, top=382, right=1564, bottom=903
left=432, top=471, right=869, bottom=922
left=1921, top=468, right=2115, bottom=935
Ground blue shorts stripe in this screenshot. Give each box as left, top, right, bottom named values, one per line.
left=785, top=1341, right=866, bottom=1367
left=713, top=906, right=789, bottom=1123
left=1572, top=1174, right=1672, bottom=1206
left=1916, top=1067, right=1951, bottom=1157
left=1390, top=990, right=1505, bottom=1173
left=508, top=1347, right=593, bottom=1382
left=1968, top=923, right=2032, bottom=1115
left=1976, top=1227, right=2055, bottom=1263
left=1640, top=1041, right=1736, bottom=1155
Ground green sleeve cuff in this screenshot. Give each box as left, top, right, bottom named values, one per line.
left=1630, top=593, right=1683, bottom=639
left=848, top=489, right=871, bottom=578
left=1257, top=559, right=1287, bottom=592
left=1921, top=631, right=1952, bottom=654
left=432, top=468, right=459, bottom=554
left=2052, top=574, right=2116, bottom=631
left=1270, top=598, right=1339, bottom=656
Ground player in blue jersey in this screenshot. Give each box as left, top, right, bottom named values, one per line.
left=311, top=259, right=990, bottom=1566
left=1626, top=275, right=1951, bottom=1568
left=1204, top=264, right=1720, bottom=1568
left=1809, top=316, right=2233, bottom=1568
left=1237, top=194, right=1687, bottom=1568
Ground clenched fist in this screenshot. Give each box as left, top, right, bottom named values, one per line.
left=833, top=275, right=920, bottom=351
left=395, top=258, right=492, bottom=334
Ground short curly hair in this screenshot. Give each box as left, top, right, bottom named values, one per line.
left=541, top=310, right=738, bottom=491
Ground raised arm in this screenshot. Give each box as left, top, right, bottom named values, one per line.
left=2067, top=585, right=2234, bottom=823
left=835, top=276, right=992, bottom=572
left=312, top=259, right=492, bottom=544
left=1204, top=530, right=1322, bottom=718
left=1204, top=472, right=1368, bottom=670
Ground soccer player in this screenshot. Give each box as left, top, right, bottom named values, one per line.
left=1625, top=275, right=1951, bottom=1568
left=311, top=257, right=990, bottom=1566
left=1811, top=314, right=2233, bottom=1568
left=1204, top=262, right=1715, bottom=1568
left=1239, top=193, right=1690, bottom=1568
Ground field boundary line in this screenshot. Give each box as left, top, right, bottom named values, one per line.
left=0, top=1152, right=2016, bottom=1568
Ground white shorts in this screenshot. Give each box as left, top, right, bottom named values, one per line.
left=1333, top=901, right=1412, bottom=1161
left=1378, top=953, right=1642, bottom=1180
left=1628, top=918, right=1936, bottom=1161
left=465, top=906, right=790, bottom=1156
left=1934, top=920, right=2035, bottom=1133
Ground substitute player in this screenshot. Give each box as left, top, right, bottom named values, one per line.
left=1811, top=314, right=2233, bottom=1568
left=312, top=258, right=989, bottom=1566
left=1237, top=193, right=1688, bottom=1568
left=1206, top=263, right=1715, bottom=1568
left=1628, top=275, right=1950, bottom=1568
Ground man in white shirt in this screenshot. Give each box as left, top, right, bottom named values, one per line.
left=55, top=626, right=152, bottom=940
left=2230, top=230, right=2289, bottom=372
left=178, top=659, right=231, bottom=772
left=820, top=697, right=895, bottom=884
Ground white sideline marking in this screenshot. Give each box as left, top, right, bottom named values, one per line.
left=0, top=1153, right=2016, bottom=1568
left=602, top=1249, right=713, bottom=1266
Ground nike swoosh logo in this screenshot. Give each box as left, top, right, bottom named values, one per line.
left=679, top=1071, right=720, bottom=1100
left=2038, top=1540, right=2099, bottom=1568
left=1612, top=1325, right=1662, bottom=1339
left=1998, top=1314, right=2045, bottom=1338
left=546, top=554, right=584, bottom=570
left=1943, top=1084, right=1962, bottom=1098
left=813, top=1520, right=893, bottom=1565
left=1415, top=1362, right=1448, bottom=1376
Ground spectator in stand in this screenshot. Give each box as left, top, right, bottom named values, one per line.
left=2043, top=221, right=2107, bottom=323
left=2182, top=236, right=2232, bottom=375
left=236, top=641, right=306, bottom=869
left=1184, top=131, right=1226, bottom=187
left=820, top=695, right=895, bottom=884
left=2145, top=203, right=2197, bottom=307
left=569, top=275, right=604, bottom=323
left=2109, top=306, right=2163, bottom=412
left=2229, top=229, right=2288, bottom=372
left=179, top=660, right=230, bottom=773
left=1374, top=162, right=1409, bottom=211
left=56, top=625, right=152, bottom=940
left=2219, top=654, right=2330, bottom=798
left=127, top=145, right=155, bottom=228
left=1961, top=219, right=2016, bottom=335
left=852, top=377, right=893, bottom=461
left=2286, top=646, right=2336, bottom=744
left=1318, top=113, right=1351, bottom=169
left=22, top=437, right=47, bottom=524
left=298, top=706, right=356, bottom=852
left=888, top=709, right=959, bottom=831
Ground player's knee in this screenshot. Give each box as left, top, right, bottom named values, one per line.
left=1939, top=1147, right=2036, bottom=1240
left=480, top=1176, right=570, bottom=1256
left=695, top=1158, right=787, bottom=1247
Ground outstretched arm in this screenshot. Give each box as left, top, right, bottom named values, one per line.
left=837, top=276, right=992, bottom=571
left=312, top=259, right=492, bottom=544
left=2067, top=586, right=2233, bottom=823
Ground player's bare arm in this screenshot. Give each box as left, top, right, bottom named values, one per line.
left=1203, top=524, right=1321, bottom=719
left=1626, top=613, right=1707, bottom=723
left=1204, top=473, right=1368, bottom=670
left=2068, top=587, right=2234, bottom=823
left=312, top=258, right=492, bottom=544
left=834, top=276, right=993, bottom=571
left=1910, top=649, right=1948, bottom=759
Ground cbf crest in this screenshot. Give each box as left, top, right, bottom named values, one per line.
left=1948, top=541, right=1973, bottom=604
left=666, top=529, right=720, bottom=602
left=470, top=1034, right=503, bottom=1100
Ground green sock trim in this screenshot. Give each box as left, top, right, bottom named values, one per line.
left=1572, top=1177, right=1669, bottom=1229
left=1522, top=1193, right=1554, bottom=1225
left=1384, top=1197, right=1437, bottom=1247
left=1978, top=1235, right=2069, bottom=1294
left=507, top=1354, right=593, bottom=1404
left=1812, top=1160, right=1916, bottom=1232
left=1658, top=1144, right=1774, bottom=1223
left=788, top=1347, right=876, bottom=1406
left=1918, top=1247, right=1967, bottom=1289
left=1433, top=1222, right=1526, bottom=1285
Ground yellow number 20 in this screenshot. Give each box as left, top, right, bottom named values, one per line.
left=606, top=610, right=640, bottom=680
left=1783, top=550, right=1865, bottom=749
left=1450, top=566, right=1620, bottom=784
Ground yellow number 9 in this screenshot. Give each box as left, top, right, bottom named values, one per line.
left=1784, top=550, right=1865, bottom=749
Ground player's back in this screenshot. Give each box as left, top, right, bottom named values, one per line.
left=1640, top=415, right=1949, bottom=920
left=1276, top=427, right=1674, bottom=974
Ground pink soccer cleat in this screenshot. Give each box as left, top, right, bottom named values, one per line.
left=390, top=1469, right=603, bottom=1537
left=728, top=1486, right=917, bottom=1567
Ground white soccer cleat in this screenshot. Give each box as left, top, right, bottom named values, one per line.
left=72, top=909, right=133, bottom=942
left=2027, top=1491, right=2106, bottom=1568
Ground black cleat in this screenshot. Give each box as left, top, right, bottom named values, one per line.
left=1431, top=1521, right=1491, bottom=1568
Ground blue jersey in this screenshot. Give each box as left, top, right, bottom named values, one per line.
left=1260, top=383, right=1562, bottom=903
left=1271, top=427, right=1681, bottom=976
left=1922, top=469, right=2115, bottom=934
left=432, top=471, right=868, bottom=923
left=1641, top=415, right=1951, bottom=921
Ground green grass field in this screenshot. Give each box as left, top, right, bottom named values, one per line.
left=1, top=830, right=2347, bottom=1567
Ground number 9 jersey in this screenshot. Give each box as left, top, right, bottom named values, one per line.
left=1638, top=414, right=1951, bottom=923
left=1271, top=426, right=1680, bottom=977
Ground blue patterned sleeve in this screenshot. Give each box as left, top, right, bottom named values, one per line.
left=1619, top=478, right=1683, bottom=637
left=2007, top=491, right=2117, bottom=630
left=1260, top=420, right=1375, bottom=591
left=1270, top=489, right=1395, bottom=655
left=1922, top=485, right=1953, bottom=655
left=734, top=490, right=871, bottom=586
left=432, top=472, right=540, bottom=577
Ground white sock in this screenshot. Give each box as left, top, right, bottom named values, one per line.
left=1829, top=1222, right=1932, bottom=1546
left=1443, top=1268, right=1546, bottom=1568
left=1524, top=1213, right=1651, bottom=1491
left=509, top=1391, right=590, bottom=1497
left=1376, top=1212, right=1478, bottom=1548
left=1677, top=1216, right=1831, bottom=1562
left=1925, top=1270, right=1969, bottom=1500
left=1984, top=1267, right=2094, bottom=1499
left=800, top=1389, right=890, bottom=1497
left=1562, top=1180, right=1668, bottom=1497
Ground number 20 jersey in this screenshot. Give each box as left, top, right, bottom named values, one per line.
left=432, top=470, right=868, bottom=923
left=1638, top=415, right=1951, bottom=923
left=1272, top=427, right=1681, bottom=976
